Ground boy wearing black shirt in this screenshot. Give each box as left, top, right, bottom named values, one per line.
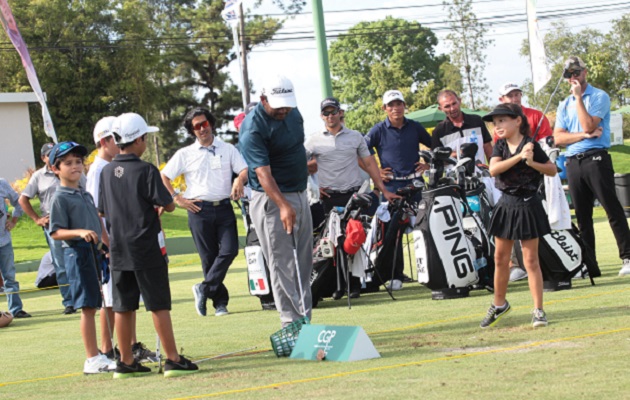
left=99, top=113, right=198, bottom=378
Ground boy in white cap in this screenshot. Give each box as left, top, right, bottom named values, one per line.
left=98, top=113, right=198, bottom=378
left=86, top=116, right=157, bottom=363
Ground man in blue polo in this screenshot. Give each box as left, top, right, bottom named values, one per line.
left=365, top=90, right=431, bottom=290
left=239, top=75, right=312, bottom=327
left=553, top=56, right=630, bottom=276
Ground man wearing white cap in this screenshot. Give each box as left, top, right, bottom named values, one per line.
left=496, top=82, right=552, bottom=142
left=239, top=75, right=313, bottom=327
left=99, top=113, right=198, bottom=378
left=365, top=89, right=432, bottom=291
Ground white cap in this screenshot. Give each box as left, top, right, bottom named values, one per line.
left=261, top=75, right=297, bottom=108
left=498, top=82, right=521, bottom=96
left=93, top=116, right=117, bottom=144
left=382, top=90, right=405, bottom=105
left=112, top=113, right=159, bottom=144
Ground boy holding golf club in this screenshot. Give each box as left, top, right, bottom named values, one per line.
left=48, top=141, right=117, bottom=374
left=98, top=113, right=198, bottom=378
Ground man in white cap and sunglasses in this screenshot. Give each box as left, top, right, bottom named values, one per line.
left=239, top=75, right=313, bottom=327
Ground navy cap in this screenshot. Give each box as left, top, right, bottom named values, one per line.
left=320, top=97, right=340, bottom=111
left=49, top=141, right=88, bottom=166
left=482, top=104, right=524, bottom=122
left=41, top=143, right=54, bottom=157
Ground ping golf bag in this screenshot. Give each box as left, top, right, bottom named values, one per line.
left=413, top=147, right=487, bottom=299
left=310, top=192, right=373, bottom=308
left=241, top=199, right=275, bottom=305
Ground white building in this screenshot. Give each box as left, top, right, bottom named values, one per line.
left=0, top=92, right=39, bottom=183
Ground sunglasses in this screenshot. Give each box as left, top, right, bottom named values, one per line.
left=193, top=120, right=210, bottom=131
left=322, top=109, right=340, bottom=117
left=50, top=141, right=82, bottom=166
left=564, top=70, right=583, bottom=79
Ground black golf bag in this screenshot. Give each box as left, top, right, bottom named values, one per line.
left=365, top=180, right=424, bottom=291
left=514, top=222, right=600, bottom=291
left=413, top=184, right=484, bottom=299
left=310, top=193, right=373, bottom=308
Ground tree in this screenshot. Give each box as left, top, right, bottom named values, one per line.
left=328, top=17, right=460, bottom=134
left=443, top=0, right=492, bottom=109
left=519, top=20, right=628, bottom=112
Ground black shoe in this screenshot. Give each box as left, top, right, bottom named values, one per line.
left=132, top=342, right=158, bottom=363
left=164, top=355, right=199, bottom=378
left=62, top=306, right=76, bottom=315
left=100, top=346, right=120, bottom=361
left=349, top=289, right=361, bottom=299
left=192, top=284, right=207, bottom=316
left=261, top=301, right=276, bottom=311
left=480, top=301, right=511, bottom=328
left=14, top=310, right=31, bottom=318
left=401, top=274, right=414, bottom=283
left=331, top=290, right=344, bottom=300
left=113, top=360, right=152, bottom=379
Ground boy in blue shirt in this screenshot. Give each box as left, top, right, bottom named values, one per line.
left=48, top=141, right=116, bottom=374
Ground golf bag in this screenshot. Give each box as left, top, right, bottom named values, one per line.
left=310, top=193, right=373, bottom=307
left=241, top=199, right=275, bottom=304
left=514, top=223, right=600, bottom=290
left=366, top=180, right=424, bottom=290
left=413, top=184, right=483, bottom=299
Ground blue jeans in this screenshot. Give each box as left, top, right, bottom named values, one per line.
left=0, top=243, right=23, bottom=315
left=44, top=228, right=72, bottom=307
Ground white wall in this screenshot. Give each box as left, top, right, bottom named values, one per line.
left=0, top=101, right=35, bottom=183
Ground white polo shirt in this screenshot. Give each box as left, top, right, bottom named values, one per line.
left=161, top=137, right=247, bottom=202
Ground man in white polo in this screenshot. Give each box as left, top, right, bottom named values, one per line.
left=161, top=108, right=247, bottom=318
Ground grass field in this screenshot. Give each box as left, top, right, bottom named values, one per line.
left=1, top=208, right=629, bottom=399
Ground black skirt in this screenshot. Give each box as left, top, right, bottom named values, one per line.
left=488, top=193, right=551, bottom=240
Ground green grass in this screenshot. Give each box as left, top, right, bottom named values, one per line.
left=2, top=208, right=630, bottom=399
left=610, top=139, right=630, bottom=174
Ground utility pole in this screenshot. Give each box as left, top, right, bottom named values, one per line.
left=312, top=0, right=332, bottom=98
left=239, top=3, right=250, bottom=105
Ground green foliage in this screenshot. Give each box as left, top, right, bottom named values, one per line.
left=443, top=0, right=492, bottom=109
left=0, top=0, right=287, bottom=165
left=329, top=17, right=460, bottom=134
left=520, top=17, right=630, bottom=111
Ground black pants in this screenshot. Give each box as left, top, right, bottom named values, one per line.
left=188, top=202, right=239, bottom=308
left=566, top=151, right=630, bottom=261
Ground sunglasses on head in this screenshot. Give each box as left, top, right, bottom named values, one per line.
left=322, top=109, right=340, bottom=117
left=193, top=120, right=210, bottom=131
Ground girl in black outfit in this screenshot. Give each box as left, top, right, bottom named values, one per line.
left=479, top=103, right=557, bottom=329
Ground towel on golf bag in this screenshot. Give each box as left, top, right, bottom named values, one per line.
left=544, top=173, right=571, bottom=230
left=413, top=185, right=480, bottom=290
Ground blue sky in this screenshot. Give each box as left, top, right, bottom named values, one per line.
left=227, top=0, right=619, bottom=135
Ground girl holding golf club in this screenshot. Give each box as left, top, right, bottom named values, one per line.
left=480, top=103, right=557, bottom=329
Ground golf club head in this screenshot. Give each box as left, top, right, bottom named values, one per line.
left=433, top=147, right=452, bottom=161
left=460, top=142, right=478, bottom=161
left=418, top=150, right=433, bottom=163
left=454, top=157, right=472, bottom=170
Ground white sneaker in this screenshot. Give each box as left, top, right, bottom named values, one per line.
left=386, top=279, right=403, bottom=291
left=619, top=259, right=630, bottom=277
left=509, top=266, right=528, bottom=282
left=84, top=354, right=116, bottom=374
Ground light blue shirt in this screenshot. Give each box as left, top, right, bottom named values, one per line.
left=0, top=178, right=23, bottom=248
left=555, top=84, right=610, bottom=157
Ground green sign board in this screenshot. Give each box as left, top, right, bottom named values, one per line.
left=290, top=325, right=380, bottom=362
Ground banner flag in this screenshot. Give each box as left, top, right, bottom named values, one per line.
left=0, top=0, right=57, bottom=143
left=221, top=0, right=242, bottom=27
left=526, top=0, right=551, bottom=94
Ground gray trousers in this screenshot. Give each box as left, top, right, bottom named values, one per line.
left=250, top=190, right=313, bottom=327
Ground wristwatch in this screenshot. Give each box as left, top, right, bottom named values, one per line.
left=171, top=189, right=181, bottom=200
